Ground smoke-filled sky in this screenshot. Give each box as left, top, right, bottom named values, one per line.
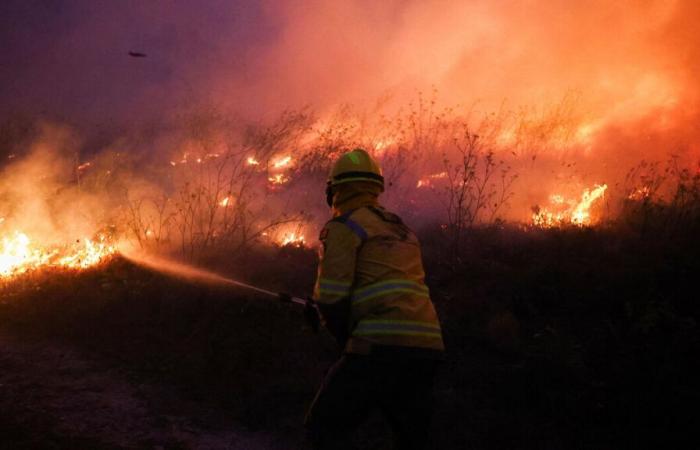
left=1, top=0, right=698, bottom=132
left=0, top=0, right=698, bottom=252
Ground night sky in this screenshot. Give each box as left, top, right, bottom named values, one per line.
left=0, top=0, right=277, bottom=125
left=1, top=0, right=699, bottom=143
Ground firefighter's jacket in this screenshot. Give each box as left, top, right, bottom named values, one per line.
left=313, top=183, right=445, bottom=357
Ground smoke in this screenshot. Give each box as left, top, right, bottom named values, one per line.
left=1, top=1, right=697, bottom=123
left=0, top=0, right=698, bottom=246
left=0, top=123, right=101, bottom=243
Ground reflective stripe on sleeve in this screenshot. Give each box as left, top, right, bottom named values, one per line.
left=352, top=319, right=442, bottom=339
left=318, top=278, right=352, bottom=298
left=351, top=279, right=429, bottom=305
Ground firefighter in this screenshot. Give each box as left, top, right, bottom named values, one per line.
left=305, top=148, right=445, bottom=450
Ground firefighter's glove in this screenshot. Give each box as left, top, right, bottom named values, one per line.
left=304, top=299, right=321, bottom=334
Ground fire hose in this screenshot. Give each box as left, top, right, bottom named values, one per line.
left=222, top=276, right=308, bottom=306
left=216, top=276, right=322, bottom=333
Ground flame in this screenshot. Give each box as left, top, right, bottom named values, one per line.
left=247, top=156, right=260, bottom=166
left=416, top=171, right=448, bottom=188
left=0, top=232, right=116, bottom=279
left=169, top=152, right=221, bottom=166
left=219, top=196, right=232, bottom=207
left=532, top=184, right=608, bottom=227
left=267, top=155, right=295, bottom=186
left=373, top=138, right=396, bottom=155
left=272, top=155, right=293, bottom=169
left=549, top=194, right=565, bottom=204
left=268, top=174, right=290, bottom=185
left=627, top=186, right=651, bottom=201
left=570, top=185, right=608, bottom=224
left=266, top=223, right=307, bottom=247
left=279, top=232, right=305, bottom=247
left=375, top=139, right=392, bottom=150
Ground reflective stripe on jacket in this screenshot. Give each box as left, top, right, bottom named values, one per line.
left=313, top=204, right=445, bottom=355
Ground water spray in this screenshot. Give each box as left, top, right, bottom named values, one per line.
left=120, top=250, right=309, bottom=306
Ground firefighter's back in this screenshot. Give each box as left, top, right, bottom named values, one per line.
left=336, top=205, right=445, bottom=355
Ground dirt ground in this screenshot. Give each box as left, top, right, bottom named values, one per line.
left=0, top=330, right=289, bottom=449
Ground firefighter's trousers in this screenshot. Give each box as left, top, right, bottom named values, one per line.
left=305, top=353, right=438, bottom=450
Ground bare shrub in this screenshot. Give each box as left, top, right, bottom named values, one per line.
left=117, top=94, right=607, bottom=259
left=123, top=193, right=173, bottom=250
left=439, top=123, right=516, bottom=259
left=292, top=92, right=522, bottom=235
left=121, top=110, right=312, bottom=260
left=619, top=156, right=700, bottom=236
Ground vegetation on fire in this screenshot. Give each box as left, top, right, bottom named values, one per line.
left=3, top=92, right=693, bottom=271
left=0, top=94, right=698, bottom=448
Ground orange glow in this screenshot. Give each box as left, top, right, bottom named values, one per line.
left=532, top=184, right=608, bottom=227
left=272, top=155, right=293, bottom=169
left=269, top=223, right=306, bottom=247
left=416, top=172, right=448, bottom=188
left=373, top=138, right=397, bottom=156
left=627, top=186, right=651, bottom=201
left=279, top=232, right=305, bottom=247
left=268, top=174, right=290, bottom=185
left=0, top=232, right=116, bottom=279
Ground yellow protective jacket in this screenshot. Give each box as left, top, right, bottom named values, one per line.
left=313, top=183, right=445, bottom=357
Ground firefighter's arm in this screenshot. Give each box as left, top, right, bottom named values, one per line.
left=313, top=221, right=361, bottom=345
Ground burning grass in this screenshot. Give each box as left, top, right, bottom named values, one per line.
left=0, top=232, right=117, bottom=280
left=531, top=184, right=608, bottom=228
left=1, top=96, right=698, bottom=268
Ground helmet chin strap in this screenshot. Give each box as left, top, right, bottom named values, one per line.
left=325, top=184, right=334, bottom=207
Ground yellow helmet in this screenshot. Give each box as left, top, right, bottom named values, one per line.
left=327, top=148, right=384, bottom=190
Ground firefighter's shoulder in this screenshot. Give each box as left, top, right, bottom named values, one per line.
left=320, top=211, right=368, bottom=243
left=348, top=206, right=407, bottom=234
